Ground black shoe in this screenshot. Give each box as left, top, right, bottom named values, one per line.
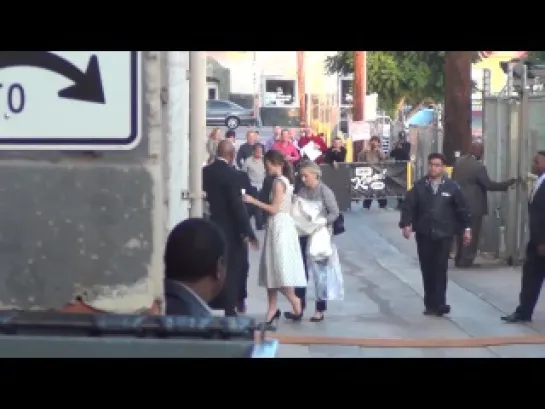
left=309, top=313, right=325, bottom=322
left=261, top=309, right=281, bottom=331
left=423, top=305, right=451, bottom=317
left=501, top=312, right=531, bottom=323
left=436, top=304, right=451, bottom=316
left=284, top=310, right=304, bottom=321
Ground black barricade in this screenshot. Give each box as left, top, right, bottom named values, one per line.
left=320, top=164, right=352, bottom=212
left=349, top=161, right=409, bottom=200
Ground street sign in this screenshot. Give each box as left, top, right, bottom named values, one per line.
left=0, top=51, right=141, bottom=150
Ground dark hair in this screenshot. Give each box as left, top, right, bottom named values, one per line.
left=370, top=135, right=380, bottom=143
left=164, top=218, right=227, bottom=283
left=252, top=143, right=263, bottom=152
left=264, top=149, right=294, bottom=183
left=225, top=130, right=236, bottom=138
left=538, top=150, right=545, bottom=157
left=428, top=152, right=446, bottom=164
left=333, top=136, right=342, bottom=141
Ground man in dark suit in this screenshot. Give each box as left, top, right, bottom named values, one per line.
left=203, top=140, right=258, bottom=316
left=164, top=218, right=227, bottom=317
left=452, top=142, right=516, bottom=267
left=233, top=166, right=259, bottom=313
left=502, top=151, right=545, bottom=323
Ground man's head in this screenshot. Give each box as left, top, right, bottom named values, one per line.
left=469, top=142, right=484, bottom=160
left=427, top=152, right=446, bottom=179
left=273, top=126, right=281, bottom=139
left=164, top=218, right=227, bottom=302
left=288, top=128, right=296, bottom=140
left=225, top=130, right=236, bottom=143
left=370, top=136, right=380, bottom=149
left=532, top=151, right=545, bottom=176
left=252, top=143, right=263, bottom=159
left=246, top=130, right=257, bottom=144
left=280, top=129, right=290, bottom=143
left=332, top=137, right=343, bottom=150
left=217, top=139, right=236, bottom=164
left=398, top=131, right=406, bottom=141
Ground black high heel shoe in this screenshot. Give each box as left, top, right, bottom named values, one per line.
left=261, top=309, right=281, bottom=331
left=266, top=309, right=281, bottom=324
left=283, top=310, right=304, bottom=321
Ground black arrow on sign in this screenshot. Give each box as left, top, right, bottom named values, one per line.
left=0, top=51, right=105, bottom=104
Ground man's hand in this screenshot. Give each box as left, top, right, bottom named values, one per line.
left=333, top=161, right=339, bottom=169
left=249, top=237, right=260, bottom=250
left=402, top=225, right=412, bottom=240
left=242, top=194, right=255, bottom=204
left=507, top=178, right=517, bottom=186
left=463, top=229, right=472, bottom=247
left=537, top=244, right=545, bottom=257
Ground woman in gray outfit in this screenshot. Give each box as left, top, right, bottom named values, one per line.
left=290, top=161, right=340, bottom=322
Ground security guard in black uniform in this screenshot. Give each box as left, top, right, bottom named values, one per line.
left=399, top=152, right=471, bottom=317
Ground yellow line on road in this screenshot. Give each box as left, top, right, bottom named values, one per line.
left=265, top=333, right=545, bottom=348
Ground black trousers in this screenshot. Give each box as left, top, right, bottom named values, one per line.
left=209, top=238, right=245, bottom=315
left=248, top=201, right=264, bottom=229
left=415, top=233, right=452, bottom=309
left=295, top=236, right=327, bottom=312
left=455, top=215, right=482, bottom=267
left=239, top=243, right=249, bottom=301
left=515, top=248, right=545, bottom=319
left=363, top=198, right=387, bottom=209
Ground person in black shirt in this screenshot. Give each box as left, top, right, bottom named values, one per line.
left=399, top=152, right=471, bottom=317
left=236, top=130, right=264, bottom=169
left=390, top=131, right=411, bottom=161
left=390, top=131, right=411, bottom=209
left=324, top=137, right=347, bottom=168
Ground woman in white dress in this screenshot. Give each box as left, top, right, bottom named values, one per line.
left=243, top=149, right=307, bottom=328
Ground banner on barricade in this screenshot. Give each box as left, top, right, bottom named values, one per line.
left=349, top=161, right=408, bottom=200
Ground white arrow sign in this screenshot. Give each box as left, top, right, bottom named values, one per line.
left=0, top=51, right=142, bottom=150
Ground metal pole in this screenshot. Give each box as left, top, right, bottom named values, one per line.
left=189, top=51, right=207, bottom=218
left=296, top=51, right=306, bottom=127
left=516, top=64, right=529, bottom=262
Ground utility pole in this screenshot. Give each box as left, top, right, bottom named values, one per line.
left=443, top=51, right=472, bottom=165
left=353, top=51, right=367, bottom=160
left=297, top=51, right=306, bottom=127
left=188, top=51, right=207, bottom=217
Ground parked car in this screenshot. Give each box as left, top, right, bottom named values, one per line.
left=206, top=99, right=257, bottom=129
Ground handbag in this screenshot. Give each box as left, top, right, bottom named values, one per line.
left=332, top=214, right=345, bottom=236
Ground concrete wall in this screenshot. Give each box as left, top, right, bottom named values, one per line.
left=206, top=57, right=230, bottom=100
left=0, top=51, right=169, bottom=312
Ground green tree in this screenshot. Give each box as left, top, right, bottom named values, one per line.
left=325, top=51, right=479, bottom=116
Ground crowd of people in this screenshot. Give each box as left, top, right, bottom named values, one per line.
left=166, top=126, right=342, bottom=328
left=164, top=124, right=545, bottom=328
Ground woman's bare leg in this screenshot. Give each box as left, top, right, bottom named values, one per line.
left=266, top=289, right=279, bottom=321
left=280, top=287, right=302, bottom=315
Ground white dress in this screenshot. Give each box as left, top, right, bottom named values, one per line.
left=259, top=176, right=307, bottom=289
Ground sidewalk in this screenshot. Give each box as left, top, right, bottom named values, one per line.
left=245, top=204, right=545, bottom=358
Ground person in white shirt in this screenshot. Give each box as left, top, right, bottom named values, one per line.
left=243, top=144, right=266, bottom=230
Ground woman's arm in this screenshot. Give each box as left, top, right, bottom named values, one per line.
left=322, top=186, right=340, bottom=224
left=246, top=179, right=285, bottom=215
